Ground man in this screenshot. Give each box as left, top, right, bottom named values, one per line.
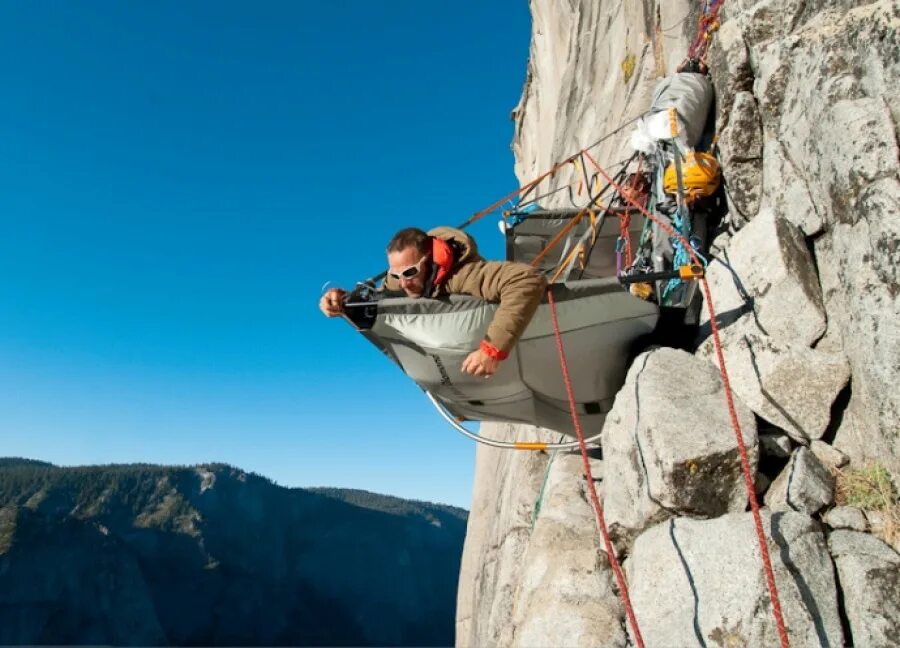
left=320, top=226, right=547, bottom=378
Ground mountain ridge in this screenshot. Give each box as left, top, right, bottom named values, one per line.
left=0, top=458, right=465, bottom=646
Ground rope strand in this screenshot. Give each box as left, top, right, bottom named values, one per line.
left=582, top=149, right=790, bottom=648
left=547, top=290, right=645, bottom=648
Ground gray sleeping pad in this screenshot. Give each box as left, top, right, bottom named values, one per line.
left=347, top=279, right=659, bottom=438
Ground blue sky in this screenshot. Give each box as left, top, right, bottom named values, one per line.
left=0, top=2, right=532, bottom=508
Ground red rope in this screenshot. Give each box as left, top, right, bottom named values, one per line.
left=687, top=0, right=725, bottom=62
left=547, top=290, right=646, bottom=648
left=618, top=210, right=633, bottom=267
left=582, top=150, right=790, bottom=647
left=618, top=160, right=645, bottom=268
left=698, top=278, right=789, bottom=648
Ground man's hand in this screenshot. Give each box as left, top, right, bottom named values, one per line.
left=319, top=288, right=348, bottom=317
left=461, top=349, right=501, bottom=378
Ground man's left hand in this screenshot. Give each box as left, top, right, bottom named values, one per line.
left=461, top=349, right=501, bottom=378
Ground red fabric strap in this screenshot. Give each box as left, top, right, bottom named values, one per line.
left=480, top=340, right=509, bottom=361
left=431, top=236, right=455, bottom=286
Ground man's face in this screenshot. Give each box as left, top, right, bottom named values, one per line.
left=387, top=245, right=430, bottom=298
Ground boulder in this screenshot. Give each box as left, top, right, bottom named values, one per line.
left=760, top=432, right=793, bottom=459
left=822, top=506, right=867, bottom=532
left=809, top=440, right=848, bottom=470
left=828, top=531, right=900, bottom=648
left=765, top=447, right=835, bottom=515
left=707, top=19, right=752, bottom=120
left=723, top=160, right=763, bottom=224
left=698, top=323, right=851, bottom=442
left=701, top=209, right=826, bottom=346
left=865, top=511, right=900, bottom=555
left=760, top=136, right=825, bottom=236
left=627, top=512, right=843, bottom=647
left=719, top=92, right=764, bottom=220
left=602, top=348, right=757, bottom=550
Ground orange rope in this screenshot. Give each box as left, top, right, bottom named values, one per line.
left=529, top=208, right=588, bottom=269
left=583, top=150, right=790, bottom=648
left=547, top=289, right=645, bottom=648
left=510, top=176, right=583, bottom=214
left=460, top=115, right=645, bottom=231
left=619, top=210, right=633, bottom=267
left=549, top=241, right=583, bottom=284
left=459, top=156, right=576, bottom=229
left=549, top=209, right=605, bottom=283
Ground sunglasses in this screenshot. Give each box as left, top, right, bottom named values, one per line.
left=388, top=254, right=430, bottom=281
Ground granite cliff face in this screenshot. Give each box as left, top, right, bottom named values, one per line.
left=0, top=460, right=466, bottom=646
left=457, top=1, right=898, bottom=646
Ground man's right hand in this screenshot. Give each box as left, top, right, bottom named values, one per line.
left=319, top=288, right=348, bottom=317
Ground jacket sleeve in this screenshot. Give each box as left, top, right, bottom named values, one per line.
left=446, top=260, right=547, bottom=353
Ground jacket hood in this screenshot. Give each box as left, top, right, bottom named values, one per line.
left=381, top=226, right=481, bottom=294
left=427, top=226, right=479, bottom=264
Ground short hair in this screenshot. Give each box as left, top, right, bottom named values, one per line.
left=386, top=227, right=430, bottom=255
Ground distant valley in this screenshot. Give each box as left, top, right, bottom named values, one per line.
left=0, top=458, right=467, bottom=646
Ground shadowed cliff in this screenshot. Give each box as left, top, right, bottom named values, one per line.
left=0, top=459, right=466, bottom=646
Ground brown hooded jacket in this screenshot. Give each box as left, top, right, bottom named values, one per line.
left=383, top=226, right=547, bottom=353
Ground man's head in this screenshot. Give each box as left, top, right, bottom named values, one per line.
left=386, top=227, right=432, bottom=298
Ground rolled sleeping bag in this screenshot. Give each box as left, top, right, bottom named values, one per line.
left=648, top=72, right=714, bottom=148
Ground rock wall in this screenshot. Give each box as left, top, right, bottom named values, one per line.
left=457, top=1, right=899, bottom=646
left=705, top=0, right=899, bottom=468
